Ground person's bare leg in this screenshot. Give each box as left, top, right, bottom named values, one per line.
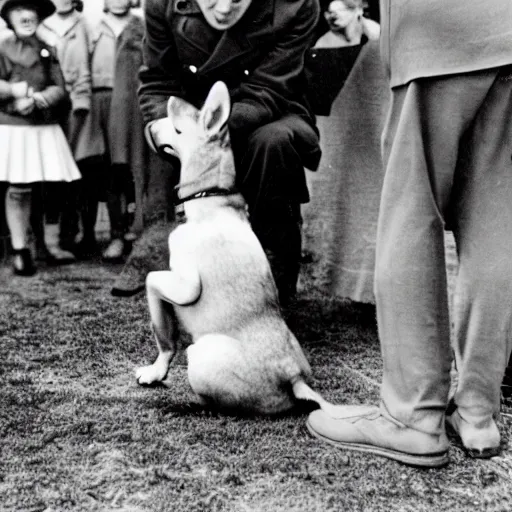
left=6, top=185, right=32, bottom=250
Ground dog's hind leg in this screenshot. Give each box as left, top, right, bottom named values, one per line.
left=187, top=335, right=294, bottom=414
left=186, top=335, right=249, bottom=410
left=136, top=270, right=201, bottom=385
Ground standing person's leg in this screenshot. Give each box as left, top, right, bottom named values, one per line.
left=103, top=163, right=129, bottom=261
left=31, top=181, right=76, bottom=264
left=60, top=110, right=89, bottom=255
left=74, top=157, right=100, bottom=258
left=307, top=71, right=497, bottom=466
left=5, top=184, right=36, bottom=275
left=232, top=115, right=318, bottom=307
left=58, top=179, right=80, bottom=254
left=30, top=182, right=47, bottom=260
left=375, top=75, right=495, bottom=436
left=448, top=66, right=512, bottom=457
left=120, top=163, right=137, bottom=248
left=92, top=89, right=125, bottom=262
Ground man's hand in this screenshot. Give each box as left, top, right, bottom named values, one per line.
left=32, top=92, right=50, bottom=109
left=10, top=81, right=29, bottom=99
left=13, top=97, right=35, bottom=115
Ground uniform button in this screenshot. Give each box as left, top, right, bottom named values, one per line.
left=189, top=65, right=197, bottom=73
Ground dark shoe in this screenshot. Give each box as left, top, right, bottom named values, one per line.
left=12, top=248, right=37, bottom=276
left=35, top=244, right=53, bottom=262
left=111, top=284, right=145, bottom=297
left=446, top=409, right=501, bottom=458
left=111, top=221, right=171, bottom=297
left=110, top=250, right=148, bottom=297
left=307, top=406, right=450, bottom=468
left=71, top=238, right=99, bottom=260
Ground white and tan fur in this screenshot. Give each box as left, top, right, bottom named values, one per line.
left=136, top=82, right=335, bottom=415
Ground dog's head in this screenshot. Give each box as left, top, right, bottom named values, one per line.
left=166, top=81, right=230, bottom=159
left=162, top=81, right=236, bottom=195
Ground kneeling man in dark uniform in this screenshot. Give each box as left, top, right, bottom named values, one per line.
left=138, top=0, right=321, bottom=306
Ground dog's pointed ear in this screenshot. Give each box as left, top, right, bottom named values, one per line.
left=167, top=96, right=182, bottom=124
left=199, top=81, right=231, bottom=139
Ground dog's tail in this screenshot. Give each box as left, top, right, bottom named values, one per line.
left=292, top=378, right=344, bottom=417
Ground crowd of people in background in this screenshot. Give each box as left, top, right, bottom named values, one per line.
left=0, top=0, right=149, bottom=275
left=0, top=0, right=379, bottom=281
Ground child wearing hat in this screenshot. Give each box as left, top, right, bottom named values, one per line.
left=0, top=0, right=80, bottom=275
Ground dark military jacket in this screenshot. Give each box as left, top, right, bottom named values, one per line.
left=139, top=0, right=320, bottom=138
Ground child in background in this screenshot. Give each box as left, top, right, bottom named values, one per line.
left=38, top=0, right=95, bottom=259
left=81, top=0, right=146, bottom=262
left=0, top=0, right=80, bottom=276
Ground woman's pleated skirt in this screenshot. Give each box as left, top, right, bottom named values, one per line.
left=0, top=124, right=81, bottom=184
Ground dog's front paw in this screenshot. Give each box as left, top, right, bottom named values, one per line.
left=135, top=363, right=168, bottom=385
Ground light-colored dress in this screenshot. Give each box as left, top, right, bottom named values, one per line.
left=0, top=32, right=80, bottom=184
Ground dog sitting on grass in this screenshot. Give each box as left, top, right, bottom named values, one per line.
left=136, top=81, right=335, bottom=415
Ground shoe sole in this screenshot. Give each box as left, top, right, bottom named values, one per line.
left=306, top=420, right=449, bottom=468
left=465, top=446, right=501, bottom=459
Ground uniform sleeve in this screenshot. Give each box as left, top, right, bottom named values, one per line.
left=229, top=0, right=320, bottom=135
left=138, top=0, right=185, bottom=125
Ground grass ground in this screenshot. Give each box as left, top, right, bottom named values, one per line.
left=1, top=254, right=512, bottom=512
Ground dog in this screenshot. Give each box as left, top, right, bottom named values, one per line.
left=136, top=81, right=336, bottom=415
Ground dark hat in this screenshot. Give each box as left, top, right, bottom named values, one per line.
left=0, top=0, right=56, bottom=23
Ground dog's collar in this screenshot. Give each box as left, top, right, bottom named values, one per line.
left=173, top=186, right=237, bottom=206
left=173, top=186, right=239, bottom=224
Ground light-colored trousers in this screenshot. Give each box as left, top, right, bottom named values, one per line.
left=376, top=66, right=512, bottom=436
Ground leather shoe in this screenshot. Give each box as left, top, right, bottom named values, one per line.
left=12, top=248, right=36, bottom=276
left=446, top=409, right=501, bottom=458
left=307, top=405, right=450, bottom=467
left=71, top=238, right=99, bottom=260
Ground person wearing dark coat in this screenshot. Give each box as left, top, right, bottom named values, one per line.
left=139, top=0, right=322, bottom=306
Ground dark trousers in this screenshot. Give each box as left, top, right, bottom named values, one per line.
left=231, top=114, right=320, bottom=303
left=106, top=163, right=135, bottom=240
